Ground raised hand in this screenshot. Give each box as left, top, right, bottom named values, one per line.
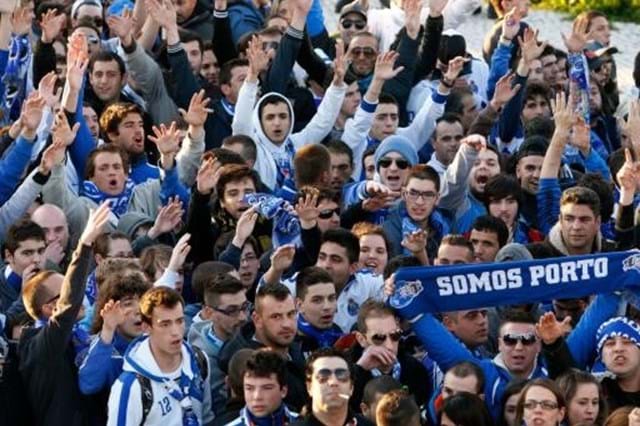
left=148, top=122, right=180, bottom=155
left=178, top=89, right=212, bottom=128
left=362, top=194, right=396, bottom=212
left=107, top=7, right=135, bottom=44
left=10, top=6, right=31, bottom=36
left=629, top=408, right=640, bottom=426
left=79, top=201, right=112, bottom=247
left=401, top=229, right=427, bottom=253
left=20, top=93, right=47, bottom=138
left=66, top=50, right=89, bottom=93
left=38, top=71, right=61, bottom=109
left=550, top=91, right=576, bottom=133
left=51, top=110, right=81, bottom=146
left=270, top=244, right=296, bottom=272
left=373, top=51, right=404, bottom=82
left=146, top=0, right=177, bottom=29
left=196, top=156, right=222, bottom=194
left=168, top=233, right=191, bottom=272
left=246, top=35, right=271, bottom=81
left=295, top=187, right=320, bottom=226
left=429, top=0, right=448, bottom=17
left=404, top=0, right=422, bottom=39
left=518, top=27, right=547, bottom=65
left=570, top=118, right=591, bottom=156
left=39, top=139, right=67, bottom=173
left=332, top=39, right=346, bottom=85
left=40, top=8, right=65, bottom=43
left=535, top=311, right=572, bottom=344
left=148, top=197, right=184, bottom=239
left=443, top=56, right=469, bottom=85
left=623, top=100, right=640, bottom=147
left=365, top=181, right=397, bottom=198
left=616, top=149, right=638, bottom=196
left=562, top=17, right=591, bottom=53
left=233, top=206, right=259, bottom=247
left=461, top=134, right=487, bottom=151
left=100, top=299, right=127, bottom=332
left=491, top=72, right=521, bottom=110
left=501, top=7, right=521, bottom=42
left=67, top=32, right=89, bottom=64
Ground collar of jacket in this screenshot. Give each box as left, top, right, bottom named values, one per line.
left=547, top=222, right=602, bottom=256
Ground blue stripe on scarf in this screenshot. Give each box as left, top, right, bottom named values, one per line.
left=82, top=178, right=135, bottom=217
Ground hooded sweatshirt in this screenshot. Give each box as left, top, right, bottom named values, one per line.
left=107, top=335, right=213, bottom=426
left=232, top=80, right=345, bottom=190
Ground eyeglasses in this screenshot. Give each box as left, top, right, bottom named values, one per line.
left=318, top=207, right=340, bottom=219
left=370, top=330, right=403, bottom=345
left=378, top=157, right=410, bottom=170
left=523, top=400, right=559, bottom=411
left=502, top=333, right=537, bottom=346
left=405, top=189, right=437, bottom=202
left=262, top=41, right=279, bottom=51
left=350, top=47, right=376, bottom=58
left=314, top=368, right=351, bottom=383
left=340, top=19, right=366, bottom=30
left=86, top=35, right=100, bottom=45
left=212, top=301, right=250, bottom=317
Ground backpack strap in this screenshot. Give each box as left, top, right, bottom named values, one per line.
left=136, top=374, right=153, bottom=425
left=192, top=346, right=209, bottom=380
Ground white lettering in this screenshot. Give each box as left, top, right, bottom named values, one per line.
left=437, top=276, right=453, bottom=296
left=508, top=268, right=523, bottom=288
left=547, top=264, right=560, bottom=284
left=594, top=258, right=608, bottom=277
left=530, top=266, right=545, bottom=287
left=452, top=275, right=468, bottom=294
left=560, top=261, right=578, bottom=283
left=468, top=272, right=492, bottom=293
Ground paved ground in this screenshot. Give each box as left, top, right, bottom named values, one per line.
left=322, top=2, right=639, bottom=91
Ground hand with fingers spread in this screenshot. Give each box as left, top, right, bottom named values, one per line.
left=501, top=8, right=521, bottom=42
left=562, top=18, right=592, bottom=53
left=617, top=149, right=638, bottom=205
left=295, top=187, right=320, bottom=228
left=107, top=7, right=135, bottom=46
left=246, top=35, right=272, bottom=82
left=518, top=27, right=547, bottom=65
left=178, top=89, right=212, bottom=129
left=535, top=311, right=572, bottom=345
left=623, top=100, right=640, bottom=148
left=357, top=344, right=398, bottom=371
left=332, top=39, right=346, bottom=85
left=38, top=71, right=61, bottom=109
left=233, top=206, right=259, bottom=247
left=51, top=110, right=81, bottom=146
left=168, top=233, right=191, bottom=273
left=365, top=181, right=396, bottom=198
left=149, top=122, right=181, bottom=169
left=80, top=201, right=112, bottom=247
left=429, top=0, right=448, bottom=18
left=20, top=93, right=47, bottom=140
left=196, top=156, right=221, bottom=194
left=40, top=8, right=65, bottom=44
left=100, top=299, right=127, bottom=336
left=146, top=0, right=177, bottom=29
left=404, top=0, right=422, bottom=40
left=10, top=6, right=31, bottom=36
left=401, top=229, right=427, bottom=254
left=148, top=198, right=184, bottom=239
left=491, top=72, right=521, bottom=110
left=362, top=194, right=396, bottom=212
left=570, top=118, right=591, bottom=156
left=373, top=51, right=404, bottom=82
left=270, top=244, right=296, bottom=273
left=39, top=139, right=67, bottom=173
left=67, top=32, right=89, bottom=64
left=551, top=91, right=576, bottom=134
left=442, top=56, right=469, bottom=88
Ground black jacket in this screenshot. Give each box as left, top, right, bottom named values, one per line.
left=292, top=410, right=374, bottom=426
left=602, top=377, right=640, bottom=413
left=219, top=322, right=309, bottom=411
left=180, top=0, right=215, bottom=40
left=18, top=244, right=92, bottom=426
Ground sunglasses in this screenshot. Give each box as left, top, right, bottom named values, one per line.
left=314, top=368, right=350, bottom=383
left=350, top=47, right=376, bottom=58
left=502, top=333, right=537, bottom=346
left=318, top=207, right=340, bottom=219
left=212, top=301, right=250, bottom=317
left=378, top=157, right=410, bottom=170
left=340, top=19, right=366, bottom=30
left=262, top=41, right=279, bottom=51
left=523, top=400, right=559, bottom=411
left=370, top=330, right=403, bottom=345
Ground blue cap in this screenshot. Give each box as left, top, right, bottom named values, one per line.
left=107, top=0, right=134, bottom=17
left=374, top=135, right=419, bottom=168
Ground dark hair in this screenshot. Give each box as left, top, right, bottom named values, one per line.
left=439, top=392, right=493, bottom=426
left=560, top=186, right=601, bottom=218
left=577, top=173, right=614, bottom=221
left=3, top=220, right=45, bottom=254
left=215, top=164, right=259, bottom=199
left=85, top=143, right=130, bottom=180
left=95, top=257, right=144, bottom=291
left=222, top=135, right=257, bottom=163
left=259, top=26, right=284, bottom=38
left=92, top=231, right=130, bottom=258
left=483, top=174, right=522, bottom=210
left=447, top=361, right=486, bottom=394
left=305, top=347, right=354, bottom=382
left=383, top=255, right=421, bottom=279
left=444, top=88, right=474, bottom=117
left=435, top=112, right=464, bottom=135
left=357, top=300, right=396, bottom=334
left=89, top=50, right=126, bottom=75
left=258, top=94, right=290, bottom=122
left=296, top=267, right=335, bottom=300
left=203, top=274, right=246, bottom=307
left=515, top=379, right=566, bottom=426
left=245, top=350, right=288, bottom=387
left=440, top=234, right=474, bottom=256
left=179, top=29, right=204, bottom=52
left=326, top=140, right=354, bottom=166
left=557, top=369, right=608, bottom=425
left=99, top=102, right=144, bottom=138
left=524, top=116, right=555, bottom=140
left=321, top=228, right=360, bottom=264
left=406, top=164, right=441, bottom=192
left=351, top=222, right=392, bottom=257
left=294, top=144, right=331, bottom=186
left=73, top=16, right=100, bottom=35
left=523, top=82, right=552, bottom=105
left=499, top=309, right=538, bottom=329
left=205, top=148, right=246, bottom=166
left=363, top=376, right=402, bottom=405
left=228, top=348, right=256, bottom=397
left=192, top=261, right=236, bottom=303
left=376, top=389, right=420, bottom=426
left=499, top=380, right=528, bottom=426
left=471, top=215, right=509, bottom=248
left=91, top=274, right=151, bottom=333
left=634, top=51, right=640, bottom=88
left=220, top=58, right=249, bottom=86
left=378, top=93, right=399, bottom=107
left=255, top=283, right=292, bottom=313
left=139, top=287, right=185, bottom=325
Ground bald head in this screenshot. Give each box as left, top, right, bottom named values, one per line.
left=31, top=204, right=70, bottom=248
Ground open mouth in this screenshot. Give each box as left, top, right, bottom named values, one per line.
left=475, top=174, right=489, bottom=184
left=365, top=260, right=378, bottom=269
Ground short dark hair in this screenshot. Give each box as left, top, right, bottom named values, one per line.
left=3, top=220, right=45, bottom=254
left=378, top=93, right=398, bottom=107
left=439, top=392, right=493, bottom=426
left=362, top=376, right=402, bottom=405
left=228, top=348, right=255, bottom=396
left=435, top=112, right=464, bottom=135
left=471, top=215, right=509, bottom=248
left=255, top=283, right=291, bottom=314
left=447, top=361, right=486, bottom=394
left=406, top=164, right=440, bottom=192
left=444, top=88, right=474, bottom=118
left=139, top=287, right=184, bottom=325
left=321, top=228, right=360, bottom=264
left=560, top=186, right=601, bottom=218
left=89, top=50, right=126, bottom=76
left=204, top=148, right=246, bottom=166
left=294, top=144, right=331, bottom=186
left=305, top=347, right=354, bottom=382
left=245, top=350, right=288, bottom=387
left=326, top=140, right=354, bottom=166
left=499, top=309, right=538, bottom=330
left=483, top=175, right=522, bottom=210
left=85, top=143, right=130, bottom=180
left=92, top=231, right=130, bottom=258
left=383, top=255, right=421, bottom=279
left=258, top=94, right=290, bottom=122
left=222, top=135, right=258, bottom=163
left=179, top=29, right=204, bottom=52
left=215, top=164, right=259, bottom=199
left=203, top=274, right=246, bottom=307
left=576, top=173, right=614, bottom=221
left=220, top=58, right=249, bottom=86
left=357, top=300, right=396, bottom=334
left=441, top=234, right=474, bottom=255
left=91, top=274, right=151, bottom=333
left=524, top=116, right=555, bottom=140
left=523, top=82, right=552, bottom=105
left=376, top=390, right=420, bottom=426
left=296, top=267, right=335, bottom=300
left=192, top=261, right=236, bottom=303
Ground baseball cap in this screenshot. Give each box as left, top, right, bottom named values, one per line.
left=339, top=3, right=367, bottom=22
left=71, top=0, right=103, bottom=19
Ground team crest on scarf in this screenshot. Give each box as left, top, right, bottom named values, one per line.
left=347, top=299, right=360, bottom=316
left=390, top=280, right=424, bottom=309
left=622, top=253, right=640, bottom=273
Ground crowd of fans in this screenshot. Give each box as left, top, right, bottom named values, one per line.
left=0, top=0, right=639, bottom=424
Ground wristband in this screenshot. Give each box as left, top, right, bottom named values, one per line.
left=441, top=78, right=454, bottom=88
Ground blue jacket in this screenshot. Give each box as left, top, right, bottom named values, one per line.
left=228, top=0, right=265, bottom=46
left=452, top=192, right=487, bottom=234
left=0, top=135, right=35, bottom=204
left=78, top=332, right=131, bottom=395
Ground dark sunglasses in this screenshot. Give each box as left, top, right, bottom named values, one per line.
left=502, top=333, right=537, bottom=346
left=318, top=207, right=340, bottom=219
left=314, top=368, right=350, bottom=383
left=378, top=157, right=410, bottom=170
left=370, top=330, right=403, bottom=345
left=340, top=19, right=366, bottom=30
left=350, top=47, right=376, bottom=58
left=262, top=41, right=279, bottom=51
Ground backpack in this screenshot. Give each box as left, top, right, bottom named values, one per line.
left=136, top=346, right=209, bottom=425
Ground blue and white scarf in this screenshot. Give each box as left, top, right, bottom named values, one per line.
left=244, top=193, right=300, bottom=246
left=82, top=178, right=135, bottom=217
left=297, top=314, right=343, bottom=348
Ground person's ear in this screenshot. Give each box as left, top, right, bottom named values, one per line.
left=355, top=331, right=367, bottom=347
left=349, top=262, right=359, bottom=275
left=295, top=297, right=303, bottom=311
left=281, top=385, right=288, bottom=399
left=478, top=393, right=485, bottom=401
left=221, top=84, right=232, bottom=98
left=200, top=305, right=214, bottom=321
left=360, top=403, right=370, bottom=417
left=142, top=321, right=151, bottom=333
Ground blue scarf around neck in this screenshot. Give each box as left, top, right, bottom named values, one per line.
left=297, top=314, right=343, bottom=348
left=243, top=403, right=289, bottom=426
left=82, top=178, right=136, bottom=217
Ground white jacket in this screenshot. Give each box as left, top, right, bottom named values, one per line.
left=107, top=336, right=214, bottom=426
left=232, top=80, right=346, bottom=190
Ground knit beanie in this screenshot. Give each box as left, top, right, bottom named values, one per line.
left=495, top=243, right=533, bottom=262
left=374, top=135, right=419, bottom=168
left=596, top=317, right=640, bottom=356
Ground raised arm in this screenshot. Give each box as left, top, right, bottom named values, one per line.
left=231, top=37, right=266, bottom=136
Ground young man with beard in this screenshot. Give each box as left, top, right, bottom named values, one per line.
left=219, top=284, right=308, bottom=412
left=189, top=274, right=249, bottom=417
left=295, top=267, right=343, bottom=357
left=427, top=114, right=465, bottom=180
left=107, top=286, right=214, bottom=425
left=468, top=215, right=508, bottom=263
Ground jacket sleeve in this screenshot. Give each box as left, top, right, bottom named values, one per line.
left=228, top=4, right=264, bottom=46
left=342, top=99, right=377, bottom=180
left=296, top=30, right=330, bottom=86
left=396, top=89, right=447, bottom=151
left=68, top=80, right=97, bottom=179
left=414, top=15, right=443, bottom=84
left=542, top=337, right=577, bottom=379
left=218, top=242, right=242, bottom=269
left=185, top=190, right=220, bottom=266
left=41, top=243, right=92, bottom=354
left=264, top=27, right=303, bottom=94
left=382, top=31, right=419, bottom=123
left=42, top=164, right=91, bottom=233
left=486, top=41, right=512, bottom=100
left=167, top=43, right=203, bottom=110
left=583, top=149, right=611, bottom=180
left=159, top=165, right=190, bottom=208
left=0, top=169, right=47, bottom=243
left=341, top=181, right=368, bottom=209
left=614, top=201, right=635, bottom=249
left=468, top=103, right=500, bottom=137
left=212, top=10, right=237, bottom=65
left=176, top=129, right=205, bottom=188
left=0, top=135, right=35, bottom=204
left=106, top=373, right=144, bottom=426
left=32, top=40, right=56, bottom=88
left=78, top=336, right=121, bottom=394
left=231, top=80, right=258, bottom=137
left=497, top=73, right=527, bottom=145
left=536, top=178, right=561, bottom=236
left=291, top=82, right=346, bottom=148
left=438, top=143, right=478, bottom=212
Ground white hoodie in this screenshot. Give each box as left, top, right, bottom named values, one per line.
left=232, top=80, right=346, bottom=190
left=107, top=336, right=213, bottom=426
